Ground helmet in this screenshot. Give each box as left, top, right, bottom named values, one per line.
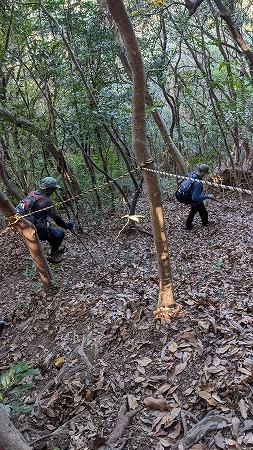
left=198, top=164, right=209, bottom=174
left=39, top=177, right=61, bottom=190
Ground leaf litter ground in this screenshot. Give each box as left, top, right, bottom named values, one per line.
left=0, top=194, right=253, bottom=450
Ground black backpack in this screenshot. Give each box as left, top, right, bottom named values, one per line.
left=16, top=191, right=44, bottom=223
left=175, top=176, right=194, bottom=205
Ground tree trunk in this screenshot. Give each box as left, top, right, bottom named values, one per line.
left=98, top=0, right=186, bottom=175
left=106, top=0, right=180, bottom=316
left=0, top=190, right=55, bottom=288
left=0, top=408, right=32, bottom=450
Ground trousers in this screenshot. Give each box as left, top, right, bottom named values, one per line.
left=186, top=202, right=208, bottom=229
left=36, top=227, right=65, bottom=252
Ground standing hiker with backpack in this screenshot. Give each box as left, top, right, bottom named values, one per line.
left=16, top=177, right=75, bottom=260
left=175, top=164, right=215, bottom=230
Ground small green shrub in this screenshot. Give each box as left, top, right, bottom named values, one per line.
left=0, top=361, right=40, bottom=416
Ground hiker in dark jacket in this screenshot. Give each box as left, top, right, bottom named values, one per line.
left=186, top=164, right=214, bottom=230
left=29, top=177, right=75, bottom=257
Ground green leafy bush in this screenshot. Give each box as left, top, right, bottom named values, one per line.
left=0, top=361, right=40, bottom=416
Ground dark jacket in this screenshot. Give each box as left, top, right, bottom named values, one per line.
left=187, top=172, right=209, bottom=206
left=33, top=191, right=69, bottom=229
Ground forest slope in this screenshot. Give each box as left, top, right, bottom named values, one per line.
left=0, top=194, right=253, bottom=450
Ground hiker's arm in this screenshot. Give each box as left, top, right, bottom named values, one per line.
left=46, top=203, right=69, bottom=229
left=192, top=183, right=209, bottom=202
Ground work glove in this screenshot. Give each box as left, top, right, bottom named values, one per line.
left=67, top=221, right=75, bottom=231
left=207, top=194, right=215, bottom=199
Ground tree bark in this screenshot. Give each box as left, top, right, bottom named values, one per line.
left=0, top=408, right=32, bottom=450
left=0, top=190, right=55, bottom=287
left=106, top=0, right=180, bottom=316
left=99, top=1, right=186, bottom=175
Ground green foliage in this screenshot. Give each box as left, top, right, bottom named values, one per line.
left=0, top=361, right=40, bottom=416
left=1, top=0, right=253, bottom=218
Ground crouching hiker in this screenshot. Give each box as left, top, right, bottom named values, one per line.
left=16, top=176, right=75, bottom=261
left=185, top=164, right=215, bottom=230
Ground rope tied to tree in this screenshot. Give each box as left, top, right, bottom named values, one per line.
left=142, top=167, right=253, bottom=196
left=3, top=164, right=253, bottom=230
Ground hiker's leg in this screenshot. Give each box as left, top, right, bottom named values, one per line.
left=48, top=229, right=65, bottom=253
left=186, top=205, right=198, bottom=229
left=36, top=228, right=50, bottom=242
left=198, top=202, right=208, bottom=226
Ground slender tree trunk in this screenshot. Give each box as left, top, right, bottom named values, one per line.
left=0, top=191, right=55, bottom=287
left=106, top=0, right=180, bottom=316
left=99, top=1, right=186, bottom=175
left=0, top=409, right=32, bottom=450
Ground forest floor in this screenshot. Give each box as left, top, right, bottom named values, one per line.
left=1, top=192, right=253, bottom=450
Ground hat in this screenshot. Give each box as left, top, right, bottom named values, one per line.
left=39, top=177, right=61, bottom=189
left=198, top=164, right=209, bottom=173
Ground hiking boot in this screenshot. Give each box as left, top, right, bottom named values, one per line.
left=47, top=254, right=62, bottom=263
left=49, top=245, right=66, bottom=257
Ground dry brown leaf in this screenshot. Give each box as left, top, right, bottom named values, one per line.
left=144, top=396, right=168, bottom=412
left=237, top=367, right=251, bottom=376
left=239, top=399, right=249, bottom=419
left=206, top=365, right=227, bottom=374
left=168, top=341, right=178, bottom=353
left=156, top=383, right=172, bottom=395
left=92, top=436, right=107, bottom=449
left=71, top=404, right=86, bottom=415
left=170, top=407, right=181, bottom=421
left=137, top=365, right=146, bottom=375
left=42, top=406, right=56, bottom=418
left=74, top=394, right=83, bottom=403
left=127, top=394, right=138, bottom=409
left=134, top=376, right=146, bottom=383
left=46, top=424, right=56, bottom=431
left=86, top=388, right=95, bottom=402
left=173, top=361, right=187, bottom=376
left=189, top=445, right=205, bottom=450
left=214, top=433, right=226, bottom=449
left=136, top=356, right=152, bottom=367
left=167, top=420, right=181, bottom=439
left=231, top=416, right=241, bottom=436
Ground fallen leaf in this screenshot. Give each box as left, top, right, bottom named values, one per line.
left=144, top=396, right=168, bottom=412
left=174, top=361, right=187, bottom=376
left=54, top=356, right=65, bottom=367
left=92, top=436, right=107, bottom=449
left=239, top=399, right=249, bottom=419
left=137, top=357, right=152, bottom=367
left=127, top=394, right=138, bottom=409
left=134, top=376, right=146, bottom=383
left=156, top=384, right=172, bottom=395
left=168, top=342, right=178, bottom=353
left=231, top=416, right=241, bottom=436
left=214, top=433, right=226, bottom=449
